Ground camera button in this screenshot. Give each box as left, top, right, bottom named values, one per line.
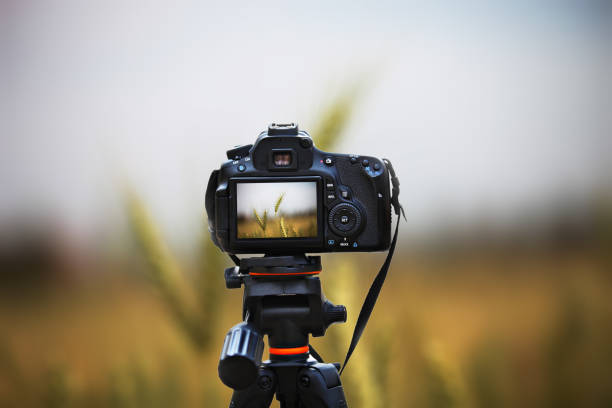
left=350, top=156, right=358, bottom=164
left=299, top=137, right=313, bottom=148
left=361, top=159, right=369, bottom=167
left=328, top=202, right=362, bottom=237
left=340, top=189, right=349, bottom=199
left=373, top=162, right=381, bottom=171
left=324, top=157, right=334, bottom=166
left=325, top=178, right=335, bottom=190
left=237, top=164, right=246, bottom=172
left=226, top=144, right=252, bottom=160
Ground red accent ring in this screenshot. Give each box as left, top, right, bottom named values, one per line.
left=249, top=271, right=321, bottom=276
left=269, top=345, right=309, bottom=355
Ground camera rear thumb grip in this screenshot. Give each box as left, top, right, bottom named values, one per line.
left=218, top=322, right=264, bottom=390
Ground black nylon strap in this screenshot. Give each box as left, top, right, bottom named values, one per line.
left=228, top=254, right=241, bottom=266
left=338, top=158, right=404, bottom=375
left=308, top=344, right=325, bottom=363
left=339, top=211, right=401, bottom=375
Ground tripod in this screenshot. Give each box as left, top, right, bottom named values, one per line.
left=218, top=255, right=349, bottom=408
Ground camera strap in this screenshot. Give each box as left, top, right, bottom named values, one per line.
left=337, top=158, right=404, bottom=375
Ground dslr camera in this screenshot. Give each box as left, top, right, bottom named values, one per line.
left=205, top=123, right=393, bottom=254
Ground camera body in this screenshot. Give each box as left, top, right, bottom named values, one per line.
left=205, top=123, right=392, bottom=254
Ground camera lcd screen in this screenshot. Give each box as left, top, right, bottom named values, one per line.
left=236, top=181, right=318, bottom=239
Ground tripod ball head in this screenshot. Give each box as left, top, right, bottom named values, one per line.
left=218, top=322, right=264, bottom=390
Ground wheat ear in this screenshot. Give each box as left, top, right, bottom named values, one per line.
left=280, top=217, right=288, bottom=238
left=254, top=209, right=267, bottom=231
left=274, top=193, right=285, bottom=215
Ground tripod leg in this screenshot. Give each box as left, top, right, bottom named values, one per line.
left=296, top=363, right=348, bottom=408
left=229, top=368, right=276, bottom=408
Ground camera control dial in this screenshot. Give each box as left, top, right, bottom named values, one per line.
left=328, top=203, right=363, bottom=237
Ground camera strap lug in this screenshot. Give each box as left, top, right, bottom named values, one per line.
left=383, top=158, right=406, bottom=221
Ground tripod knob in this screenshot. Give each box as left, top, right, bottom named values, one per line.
left=224, top=267, right=243, bottom=289
left=218, top=322, right=264, bottom=390
left=323, top=302, right=347, bottom=326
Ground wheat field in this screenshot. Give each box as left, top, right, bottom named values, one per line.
left=1, top=83, right=610, bottom=407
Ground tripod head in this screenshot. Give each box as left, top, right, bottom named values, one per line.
left=219, top=254, right=346, bottom=390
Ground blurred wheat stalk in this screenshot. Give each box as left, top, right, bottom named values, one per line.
left=310, top=82, right=393, bottom=408
left=312, top=81, right=467, bottom=408
left=125, top=190, right=223, bottom=352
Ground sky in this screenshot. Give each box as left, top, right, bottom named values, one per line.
left=236, top=182, right=318, bottom=218
left=1, top=1, right=611, bottom=249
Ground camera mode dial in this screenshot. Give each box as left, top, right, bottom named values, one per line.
left=328, top=203, right=363, bottom=237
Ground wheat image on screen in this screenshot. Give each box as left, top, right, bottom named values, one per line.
left=236, top=182, right=318, bottom=239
